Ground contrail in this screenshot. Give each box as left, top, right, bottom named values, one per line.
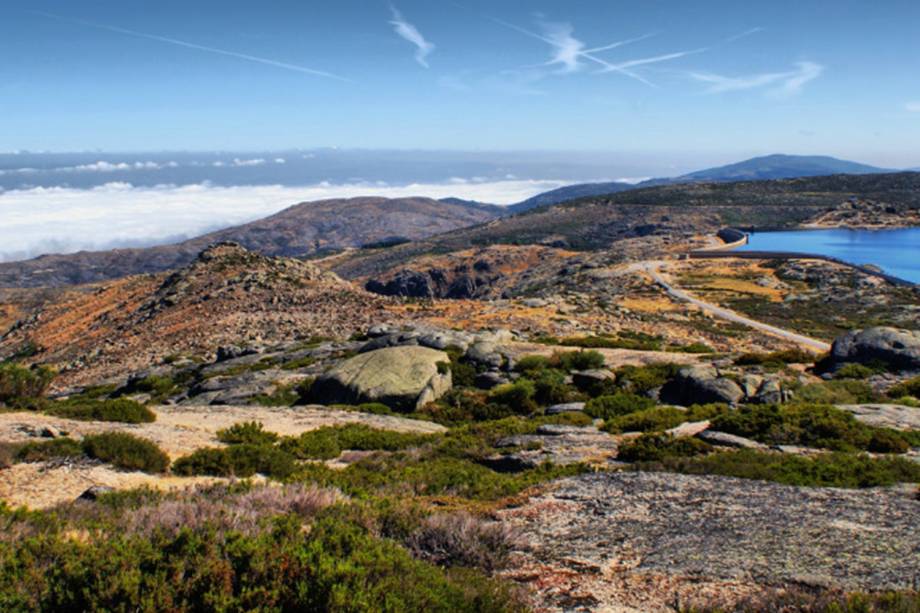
left=31, top=11, right=352, bottom=83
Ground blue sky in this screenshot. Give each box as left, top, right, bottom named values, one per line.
left=3, top=0, right=920, bottom=166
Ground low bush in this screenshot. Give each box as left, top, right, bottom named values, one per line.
left=217, top=421, right=280, bottom=445
left=514, top=355, right=553, bottom=376
left=250, top=383, right=300, bottom=406
left=532, top=370, right=581, bottom=406
left=670, top=342, right=715, bottom=354
left=617, top=433, right=712, bottom=463
left=0, top=512, right=523, bottom=611
left=603, top=406, right=689, bottom=434
left=584, top=392, right=656, bottom=420
left=795, top=380, right=881, bottom=404
left=734, top=348, right=817, bottom=368
left=46, top=398, right=156, bottom=424
left=0, top=363, right=55, bottom=407
left=489, top=380, right=537, bottom=414
left=560, top=334, right=662, bottom=351
left=639, top=449, right=920, bottom=488
left=556, top=350, right=606, bottom=372
left=15, top=437, right=84, bottom=463
left=684, top=586, right=920, bottom=613
left=833, top=363, right=878, bottom=380
left=615, top=362, right=683, bottom=394
left=711, top=403, right=910, bottom=453
left=280, top=424, right=438, bottom=460
left=117, top=374, right=179, bottom=402
left=82, top=432, right=170, bottom=473
left=172, top=444, right=296, bottom=479
left=406, top=512, right=521, bottom=572
left=888, top=375, right=920, bottom=400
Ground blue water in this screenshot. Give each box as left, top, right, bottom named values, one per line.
left=737, top=228, right=920, bottom=284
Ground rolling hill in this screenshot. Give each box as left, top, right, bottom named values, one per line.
left=0, top=197, right=502, bottom=288
left=512, top=154, right=892, bottom=211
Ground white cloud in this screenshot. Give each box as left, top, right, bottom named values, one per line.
left=690, top=61, right=824, bottom=97
left=0, top=160, right=179, bottom=175
left=389, top=6, right=435, bottom=68
left=0, top=179, right=572, bottom=261
left=906, top=102, right=920, bottom=112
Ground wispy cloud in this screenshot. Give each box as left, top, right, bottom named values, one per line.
left=31, top=11, right=351, bottom=82
left=388, top=6, right=435, bottom=68
left=723, top=27, right=764, bottom=44
left=690, top=61, right=824, bottom=96
left=906, top=102, right=920, bottom=112
left=488, top=16, right=705, bottom=87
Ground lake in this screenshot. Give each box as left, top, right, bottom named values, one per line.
left=737, top=227, right=920, bottom=284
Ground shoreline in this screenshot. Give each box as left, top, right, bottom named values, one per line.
left=688, top=227, right=916, bottom=287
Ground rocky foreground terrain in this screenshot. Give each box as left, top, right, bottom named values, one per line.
left=1, top=174, right=919, bottom=611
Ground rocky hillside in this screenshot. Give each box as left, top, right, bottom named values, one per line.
left=332, top=172, right=920, bottom=279
left=0, top=197, right=502, bottom=288
left=0, top=243, right=392, bottom=386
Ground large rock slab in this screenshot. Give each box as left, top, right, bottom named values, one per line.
left=830, top=327, right=920, bottom=372
left=836, top=403, right=920, bottom=432
left=312, top=346, right=452, bottom=410
left=499, top=472, right=920, bottom=612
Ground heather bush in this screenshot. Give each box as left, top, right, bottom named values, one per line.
left=82, top=432, right=170, bottom=473
left=489, top=380, right=537, bottom=414
left=280, top=424, right=438, bottom=460
left=617, top=433, right=712, bottom=463
left=888, top=375, right=920, bottom=400
left=172, top=444, right=296, bottom=478
left=406, top=512, right=522, bottom=572
left=602, top=406, right=689, bottom=434
left=584, top=392, right=655, bottom=420
left=615, top=362, right=683, bottom=394
left=216, top=421, right=279, bottom=445
left=46, top=398, right=155, bottom=423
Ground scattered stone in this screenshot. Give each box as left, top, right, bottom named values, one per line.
left=465, top=342, right=505, bottom=370
left=78, top=485, right=115, bottom=501
left=697, top=430, right=768, bottom=449
left=571, top=369, right=615, bottom=389
left=665, top=420, right=710, bottom=439
left=545, top=402, right=586, bottom=415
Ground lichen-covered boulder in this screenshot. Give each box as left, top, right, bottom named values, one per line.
left=312, top=346, right=452, bottom=411
left=830, top=327, right=920, bottom=372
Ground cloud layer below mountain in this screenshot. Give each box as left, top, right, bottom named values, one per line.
left=0, top=179, right=569, bottom=262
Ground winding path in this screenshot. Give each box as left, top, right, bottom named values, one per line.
left=636, top=261, right=831, bottom=352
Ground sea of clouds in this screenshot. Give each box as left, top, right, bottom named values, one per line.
left=0, top=179, right=572, bottom=262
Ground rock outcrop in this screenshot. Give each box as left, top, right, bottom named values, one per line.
left=660, top=365, right=744, bottom=406
left=311, top=346, right=452, bottom=410
left=829, top=327, right=920, bottom=372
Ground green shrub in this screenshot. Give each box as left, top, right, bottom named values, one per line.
left=615, top=362, right=683, bottom=394
left=603, top=406, right=689, bottom=434
left=734, top=349, right=817, bottom=368
left=888, top=375, right=920, bottom=400
left=0, top=363, right=55, bottom=407
left=641, top=449, right=920, bottom=488
left=82, top=432, right=170, bottom=473
left=118, top=374, right=178, bottom=402
left=711, top=403, right=911, bottom=453
left=15, top=437, right=84, bottom=463
left=617, top=433, right=712, bottom=463
left=46, top=398, right=155, bottom=424
left=172, top=444, right=296, bottom=478
left=280, top=355, right=316, bottom=370
left=671, top=342, right=715, bottom=354
left=280, top=424, right=437, bottom=460
left=488, top=380, right=537, bottom=414
left=584, top=392, right=655, bottom=420
left=833, top=363, right=878, bottom=380
left=0, top=513, right=523, bottom=611
left=355, top=402, right=395, bottom=415
left=250, top=382, right=300, bottom=406
left=557, top=350, right=606, bottom=371
left=514, top=355, right=552, bottom=375
left=217, top=421, right=280, bottom=445
left=532, top=370, right=580, bottom=406
left=795, top=380, right=880, bottom=404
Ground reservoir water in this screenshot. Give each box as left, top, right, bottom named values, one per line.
left=736, top=228, right=920, bottom=284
